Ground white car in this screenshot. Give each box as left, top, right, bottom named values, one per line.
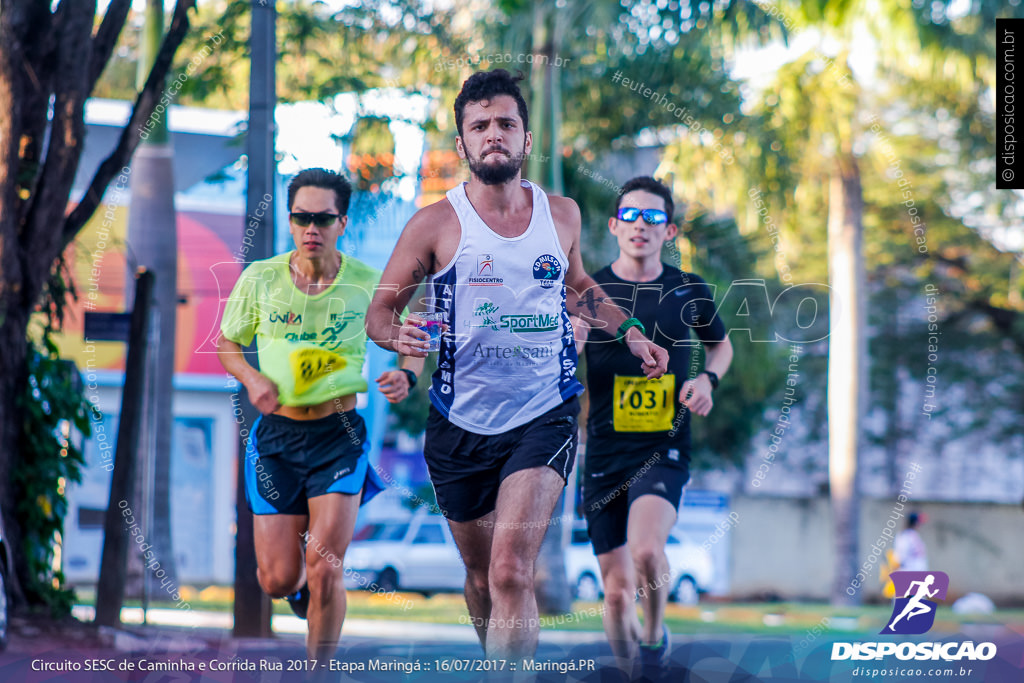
left=344, top=509, right=466, bottom=595
left=564, top=523, right=713, bottom=605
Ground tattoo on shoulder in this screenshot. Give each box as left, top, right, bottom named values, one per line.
left=412, top=257, right=431, bottom=282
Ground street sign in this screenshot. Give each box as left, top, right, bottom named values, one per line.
left=84, top=311, right=131, bottom=342
left=682, top=490, right=730, bottom=510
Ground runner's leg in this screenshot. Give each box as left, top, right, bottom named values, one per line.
left=486, top=466, right=565, bottom=660
left=627, top=494, right=676, bottom=645
left=254, top=514, right=308, bottom=597
left=448, top=511, right=496, bottom=648
left=305, top=491, right=361, bottom=662
left=597, top=545, right=642, bottom=666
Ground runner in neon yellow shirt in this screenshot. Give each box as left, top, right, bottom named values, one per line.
left=218, top=168, right=423, bottom=665
left=221, top=249, right=384, bottom=406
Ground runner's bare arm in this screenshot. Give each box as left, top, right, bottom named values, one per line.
left=216, top=336, right=282, bottom=414
left=552, top=196, right=669, bottom=378
left=681, top=337, right=734, bottom=417
left=375, top=354, right=427, bottom=403
left=366, top=204, right=447, bottom=356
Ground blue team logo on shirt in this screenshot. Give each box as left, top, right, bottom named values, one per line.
left=533, top=255, right=562, bottom=288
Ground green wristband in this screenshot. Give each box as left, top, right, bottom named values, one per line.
left=616, top=317, right=646, bottom=344
left=399, top=368, right=417, bottom=388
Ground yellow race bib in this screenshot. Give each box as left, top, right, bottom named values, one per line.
left=290, top=347, right=346, bottom=396
left=612, top=374, right=676, bottom=432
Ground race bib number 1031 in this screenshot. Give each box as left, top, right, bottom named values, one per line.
left=612, top=374, right=675, bottom=432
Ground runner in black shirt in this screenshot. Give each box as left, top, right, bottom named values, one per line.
left=573, top=176, right=733, bottom=678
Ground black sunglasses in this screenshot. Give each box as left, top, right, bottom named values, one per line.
left=290, top=212, right=340, bottom=228
left=616, top=207, right=669, bottom=225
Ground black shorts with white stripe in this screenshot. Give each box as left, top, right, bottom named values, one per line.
left=423, top=396, right=580, bottom=523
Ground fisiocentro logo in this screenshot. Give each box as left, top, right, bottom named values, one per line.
left=500, top=313, right=558, bottom=332
left=832, top=571, right=996, bottom=663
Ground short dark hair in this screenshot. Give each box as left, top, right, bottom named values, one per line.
left=454, top=69, right=529, bottom=138
left=908, top=512, right=920, bottom=528
left=614, top=176, right=675, bottom=222
left=287, top=168, right=352, bottom=216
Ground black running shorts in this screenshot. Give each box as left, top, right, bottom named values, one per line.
left=423, top=397, right=580, bottom=523
left=582, top=444, right=690, bottom=555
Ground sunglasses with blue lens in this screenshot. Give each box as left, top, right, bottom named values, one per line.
left=616, top=207, right=669, bottom=225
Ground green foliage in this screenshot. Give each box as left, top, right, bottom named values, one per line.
left=88, top=0, right=1024, bottom=478
left=483, top=0, right=781, bottom=164
left=168, top=0, right=469, bottom=110
left=562, top=154, right=622, bottom=269
left=681, top=212, right=792, bottom=469
left=15, top=333, right=97, bottom=615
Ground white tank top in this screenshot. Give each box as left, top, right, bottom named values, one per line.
left=427, top=180, right=583, bottom=435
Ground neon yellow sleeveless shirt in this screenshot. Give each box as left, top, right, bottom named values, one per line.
left=221, top=251, right=381, bottom=406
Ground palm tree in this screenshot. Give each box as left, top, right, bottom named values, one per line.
left=124, top=0, right=179, bottom=599
left=660, top=0, right=1016, bottom=604
left=775, top=0, right=1012, bottom=605
left=742, top=47, right=868, bottom=606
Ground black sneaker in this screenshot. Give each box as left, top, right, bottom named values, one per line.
left=285, top=583, right=310, bottom=620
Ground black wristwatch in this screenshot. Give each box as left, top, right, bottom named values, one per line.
left=399, top=368, right=418, bottom=389
left=700, top=370, right=719, bottom=390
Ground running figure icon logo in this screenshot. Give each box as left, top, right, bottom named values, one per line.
left=881, top=571, right=949, bottom=635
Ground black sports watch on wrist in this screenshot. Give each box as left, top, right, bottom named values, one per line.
left=399, top=368, right=418, bottom=389
left=700, top=370, right=719, bottom=390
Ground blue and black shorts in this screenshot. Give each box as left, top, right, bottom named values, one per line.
left=244, top=410, right=381, bottom=516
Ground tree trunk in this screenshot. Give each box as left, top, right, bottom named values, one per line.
left=124, top=0, right=179, bottom=597
left=827, top=155, right=866, bottom=606
left=96, top=271, right=154, bottom=627
left=527, top=2, right=548, bottom=185
left=233, top=0, right=276, bottom=638
left=0, top=0, right=192, bottom=612
left=546, top=7, right=563, bottom=195
left=0, top=307, right=30, bottom=608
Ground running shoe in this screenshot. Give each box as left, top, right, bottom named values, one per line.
left=637, top=623, right=670, bottom=680
left=285, top=583, right=310, bottom=620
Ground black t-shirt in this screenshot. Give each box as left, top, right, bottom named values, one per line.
left=583, top=264, right=726, bottom=468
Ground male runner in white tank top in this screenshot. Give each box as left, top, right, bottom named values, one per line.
left=366, top=70, right=668, bottom=662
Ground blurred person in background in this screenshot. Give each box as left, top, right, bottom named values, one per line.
left=895, top=511, right=928, bottom=572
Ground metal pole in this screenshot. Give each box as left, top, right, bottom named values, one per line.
left=95, top=270, right=155, bottom=628
left=234, top=0, right=276, bottom=638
